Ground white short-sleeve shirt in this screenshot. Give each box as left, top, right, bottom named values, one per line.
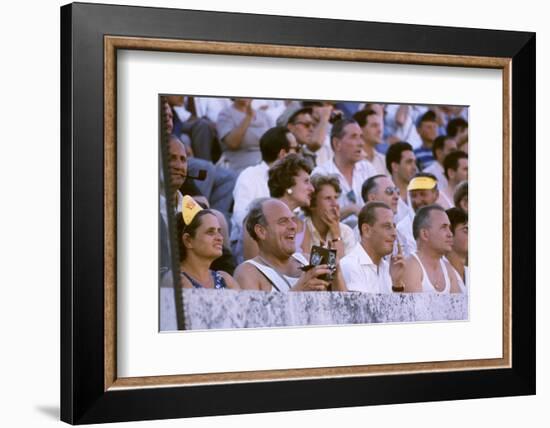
left=312, top=159, right=376, bottom=209
left=340, top=243, right=393, bottom=293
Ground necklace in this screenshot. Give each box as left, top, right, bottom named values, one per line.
left=419, top=254, right=446, bottom=292
left=426, top=265, right=445, bottom=292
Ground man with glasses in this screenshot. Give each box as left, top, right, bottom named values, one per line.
left=361, top=175, right=400, bottom=220
left=279, top=106, right=318, bottom=167
left=312, top=118, right=377, bottom=228
left=358, top=174, right=403, bottom=245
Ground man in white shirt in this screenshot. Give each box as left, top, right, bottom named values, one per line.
left=340, top=201, right=405, bottom=293
left=353, top=109, right=387, bottom=176
left=424, top=135, right=457, bottom=189
left=439, top=150, right=468, bottom=209
left=231, top=126, right=300, bottom=261
left=396, top=173, right=440, bottom=257
left=312, top=118, right=377, bottom=228
left=385, top=141, right=417, bottom=222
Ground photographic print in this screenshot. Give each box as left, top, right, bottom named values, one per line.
left=159, top=96, right=470, bottom=331
left=61, top=3, right=534, bottom=422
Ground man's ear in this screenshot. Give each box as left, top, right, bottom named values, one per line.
left=361, top=222, right=370, bottom=238
left=254, top=223, right=267, bottom=240
left=277, top=148, right=287, bottom=160
left=419, top=228, right=429, bottom=242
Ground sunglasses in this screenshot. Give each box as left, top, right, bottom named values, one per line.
left=384, top=186, right=400, bottom=196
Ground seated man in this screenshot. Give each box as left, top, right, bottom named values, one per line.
left=353, top=109, right=387, bottom=175
left=414, top=110, right=440, bottom=170
left=402, top=205, right=461, bottom=293
left=361, top=174, right=400, bottom=222
left=423, top=135, right=457, bottom=189
left=385, top=141, right=417, bottom=223
left=312, top=118, right=377, bottom=228
left=445, top=207, right=468, bottom=294
left=396, top=172, right=440, bottom=257
left=438, top=150, right=468, bottom=209
left=232, top=126, right=300, bottom=238
left=163, top=97, right=236, bottom=223
left=234, top=198, right=345, bottom=292
left=340, top=202, right=406, bottom=293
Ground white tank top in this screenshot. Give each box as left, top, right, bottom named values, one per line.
left=411, top=253, right=451, bottom=293
left=452, top=265, right=468, bottom=294
left=245, top=253, right=308, bottom=292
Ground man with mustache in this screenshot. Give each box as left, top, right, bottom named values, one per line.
left=402, top=205, right=461, bottom=293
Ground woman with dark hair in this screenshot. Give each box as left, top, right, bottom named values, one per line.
left=242, top=154, right=314, bottom=260
left=301, top=174, right=357, bottom=260
left=177, top=196, right=240, bottom=289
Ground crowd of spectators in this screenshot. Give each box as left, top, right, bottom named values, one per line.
left=161, top=96, right=469, bottom=296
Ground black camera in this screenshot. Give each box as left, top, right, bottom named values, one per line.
left=308, top=245, right=337, bottom=282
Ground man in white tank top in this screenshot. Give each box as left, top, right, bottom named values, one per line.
left=402, top=205, right=461, bottom=293
left=445, top=207, right=468, bottom=293
left=234, top=198, right=346, bottom=292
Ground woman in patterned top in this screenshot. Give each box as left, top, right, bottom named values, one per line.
left=176, top=201, right=240, bottom=290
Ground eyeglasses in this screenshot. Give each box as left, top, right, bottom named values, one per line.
left=288, top=145, right=302, bottom=153
left=293, top=121, right=315, bottom=129
left=384, top=186, right=400, bottom=196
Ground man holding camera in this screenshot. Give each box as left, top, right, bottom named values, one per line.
left=234, top=198, right=346, bottom=292
left=340, top=202, right=406, bottom=293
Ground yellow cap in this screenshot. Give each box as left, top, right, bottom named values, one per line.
left=181, top=195, right=203, bottom=225
left=407, top=176, right=437, bottom=191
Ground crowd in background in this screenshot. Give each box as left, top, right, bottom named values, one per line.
left=160, top=96, right=469, bottom=295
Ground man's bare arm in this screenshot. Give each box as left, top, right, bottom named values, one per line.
left=402, top=256, right=423, bottom=293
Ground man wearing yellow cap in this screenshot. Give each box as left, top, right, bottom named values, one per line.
left=396, top=172, right=440, bottom=257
